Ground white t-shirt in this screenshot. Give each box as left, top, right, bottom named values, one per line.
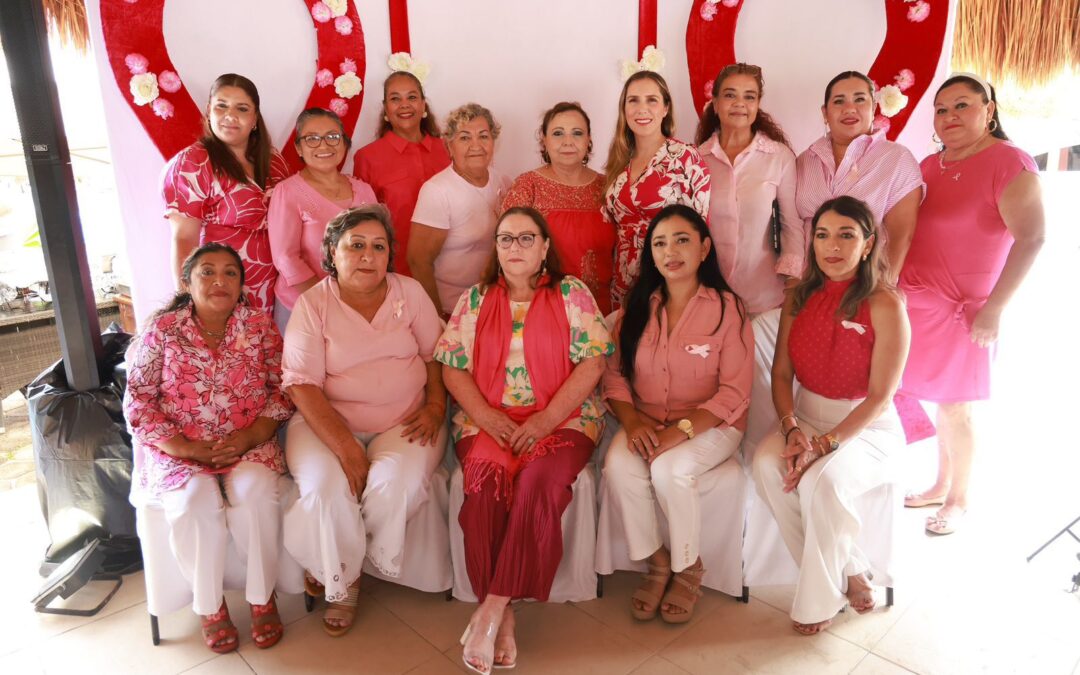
left=412, top=165, right=511, bottom=313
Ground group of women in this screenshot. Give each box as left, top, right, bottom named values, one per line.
left=124, top=61, right=1044, bottom=670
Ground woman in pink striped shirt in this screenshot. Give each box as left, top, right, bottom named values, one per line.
left=696, top=62, right=802, bottom=456
left=604, top=204, right=753, bottom=624
left=795, top=71, right=923, bottom=278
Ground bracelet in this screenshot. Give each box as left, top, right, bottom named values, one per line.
left=778, top=413, right=798, bottom=433
left=783, top=425, right=802, bottom=442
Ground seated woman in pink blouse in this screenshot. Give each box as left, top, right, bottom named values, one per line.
left=753, top=196, right=909, bottom=635
left=268, top=108, right=377, bottom=330
left=163, top=73, right=291, bottom=312
left=123, top=243, right=294, bottom=654
left=604, top=204, right=753, bottom=624
left=281, top=205, right=447, bottom=637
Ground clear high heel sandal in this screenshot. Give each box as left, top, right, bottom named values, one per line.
left=460, top=619, right=499, bottom=674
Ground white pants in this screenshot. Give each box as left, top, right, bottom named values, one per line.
left=282, top=416, right=445, bottom=602
left=743, top=308, right=783, bottom=463
left=604, top=425, right=743, bottom=572
left=159, top=461, right=280, bottom=615
left=752, top=389, right=901, bottom=624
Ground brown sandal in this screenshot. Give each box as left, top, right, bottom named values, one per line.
left=660, top=562, right=704, bottom=624
left=322, top=579, right=361, bottom=637
left=631, top=561, right=672, bottom=621
left=304, top=571, right=325, bottom=598
left=201, top=600, right=239, bottom=654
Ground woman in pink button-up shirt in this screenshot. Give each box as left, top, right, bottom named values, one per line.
left=695, top=63, right=802, bottom=458
left=603, top=204, right=753, bottom=625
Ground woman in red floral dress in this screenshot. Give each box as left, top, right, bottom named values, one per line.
left=603, top=71, right=711, bottom=310
left=163, top=73, right=291, bottom=312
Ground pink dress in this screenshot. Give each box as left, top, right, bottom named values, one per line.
left=162, top=142, right=292, bottom=311
left=502, top=171, right=616, bottom=315
left=123, top=304, right=294, bottom=503
left=604, top=139, right=711, bottom=310
left=267, top=173, right=378, bottom=310
left=899, top=142, right=1038, bottom=402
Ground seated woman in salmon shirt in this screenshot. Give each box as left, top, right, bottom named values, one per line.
left=280, top=205, right=448, bottom=637
left=603, top=204, right=753, bottom=624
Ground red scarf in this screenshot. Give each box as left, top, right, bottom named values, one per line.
left=464, top=276, right=580, bottom=501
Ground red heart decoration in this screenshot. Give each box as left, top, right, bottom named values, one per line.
left=100, top=0, right=366, bottom=172
left=685, top=0, right=949, bottom=140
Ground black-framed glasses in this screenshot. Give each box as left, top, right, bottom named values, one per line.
left=494, top=233, right=539, bottom=249
left=300, top=132, right=344, bottom=148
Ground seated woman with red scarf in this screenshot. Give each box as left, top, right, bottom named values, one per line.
left=435, top=206, right=613, bottom=674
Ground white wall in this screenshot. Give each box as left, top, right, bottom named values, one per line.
left=85, top=0, right=955, bottom=325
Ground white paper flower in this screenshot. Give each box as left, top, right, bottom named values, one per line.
left=324, top=0, right=348, bottom=17
left=620, top=59, right=642, bottom=80
left=129, top=72, right=159, bottom=106
left=410, top=62, right=431, bottom=83
left=388, top=52, right=412, bottom=72
left=877, top=84, right=909, bottom=117
left=334, top=72, right=363, bottom=99
left=640, top=45, right=665, bottom=72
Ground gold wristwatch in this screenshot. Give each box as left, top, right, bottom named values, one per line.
left=822, top=432, right=839, bottom=453
left=677, top=418, right=695, bottom=439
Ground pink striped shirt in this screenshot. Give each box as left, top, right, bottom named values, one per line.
left=795, top=130, right=923, bottom=236
left=701, top=132, right=802, bottom=314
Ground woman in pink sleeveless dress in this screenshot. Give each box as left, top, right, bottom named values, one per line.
left=899, top=74, right=1045, bottom=535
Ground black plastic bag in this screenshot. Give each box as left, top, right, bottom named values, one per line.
left=22, top=324, right=141, bottom=572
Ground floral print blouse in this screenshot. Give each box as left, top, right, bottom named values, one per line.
left=162, top=142, right=292, bottom=312
left=604, top=138, right=711, bottom=310
left=123, top=304, right=294, bottom=503
left=434, top=276, right=614, bottom=443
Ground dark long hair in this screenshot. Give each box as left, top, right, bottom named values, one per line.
left=618, top=204, right=745, bottom=380
left=790, top=196, right=889, bottom=320
left=935, top=75, right=1009, bottom=141
left=152, top=243, right=246, bottom=320
left=694, top=63, right=790, bottom=148
left=377, top=71, right=441, bottom=139
left=480, top=207, right=565, bottom=291
left=200, top=74, right=273, bottom=189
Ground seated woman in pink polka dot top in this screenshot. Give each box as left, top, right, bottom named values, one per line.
left=751, top=196, right=910, bottom=636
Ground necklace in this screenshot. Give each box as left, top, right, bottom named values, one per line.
left=938, top=134, right=993, bottom=181
left=194, top=315, right=226, bottom=339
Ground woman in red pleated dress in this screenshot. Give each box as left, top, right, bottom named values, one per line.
left=502, top=102, right=615, bottom=315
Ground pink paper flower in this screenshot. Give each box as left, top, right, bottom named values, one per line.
left=721, top=0, right=739, bottom=6
left=123, top=0, right=138, bottom=4
left=334, top=16, right=353, bottom=35
left=340, top=58, right=357, bottom=74
left=158, top=70, right=182, bottom=93
left=125, top=53, right=149, bottom=75
left=329, top=98, right=348, bottom=117
left=908, top=1, right=930, bottom=22
left=894, top=68, right=915, bottom=91
left=873, top=114, right=891, bottom=134
left=316, top=68, right=334, bottom=87
left=152, top=98, right=174, bottom=120
left=704, top=78, right=715, bottom=100
left=311, top=2, right=332, bottom=23
left=700, top=3, right=718, bottom=21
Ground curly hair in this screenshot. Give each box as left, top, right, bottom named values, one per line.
left=443, top=103, right=500, bottom=141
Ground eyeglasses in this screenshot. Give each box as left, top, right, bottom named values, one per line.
left=494, top=233, right=539, bottom=249
left=300, top=133, right=344, bottom=148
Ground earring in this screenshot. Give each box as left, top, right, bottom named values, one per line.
left=422, top=111, right=428, bottom=118
left=932, top=132, right=941, bottom=144
left=861, top=253, right=869, bottom=262
left=988, top=118, right=998, bottom=132
left=383, top=115, right=389, bottom=121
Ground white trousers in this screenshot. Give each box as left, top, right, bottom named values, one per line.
left=159, top=461, right=280, bottom=615
left=604, top=425, right=743, bottom=572
left=743, top=308, right=783, bottom=463
left=282, top=416, right=445, bottom=602
left=752, top=389, right=901, bottom=624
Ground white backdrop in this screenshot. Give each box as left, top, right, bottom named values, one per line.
left=85, top=0, right=956, bottom=325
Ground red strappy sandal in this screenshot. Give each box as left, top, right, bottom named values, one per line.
left=251, top=592, right=284, bottom=649
left=201, top=600, right=239, bottom=654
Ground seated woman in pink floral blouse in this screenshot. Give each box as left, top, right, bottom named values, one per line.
left=123, top=243, right=294, bottom=655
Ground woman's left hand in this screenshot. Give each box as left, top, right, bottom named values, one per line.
left=211, top=429, right=257, bottom=468
left=781, top=447, right=823, bottom=493
left=645, top=425, right=689, bottom=464
left=969, top=305, right=1002, bottom=348
left=401, top=402, right=446, bottom=446
left=509, top=411, right=559, bottom=455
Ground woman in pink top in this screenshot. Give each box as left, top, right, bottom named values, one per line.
left=795, top=71, right=923, bottom=277
left=353, top=71, right=450, bottom=276
left=163, top=74, right=291, bottom=312
left=281, top=205, right=447, bottom=637
left=754, top=196, right=909, bottom=635
left=269, top=108, right=377, bottom=330
left=899, top=74, right=1045, bottom=535
left=604, top=204, right=753, bottom=624
left=603, top=72, right=711, bottom=310
left=696, top=62, right=802, bottom=457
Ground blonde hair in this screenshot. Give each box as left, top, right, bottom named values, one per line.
left=443, top=103, right=501, bottom=141
left=603, top=71, right=675, bottom=194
